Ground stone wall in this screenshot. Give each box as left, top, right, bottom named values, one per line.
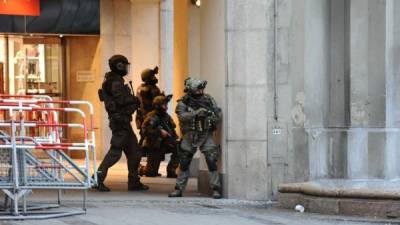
left=221, top=0, right=400, bottom=200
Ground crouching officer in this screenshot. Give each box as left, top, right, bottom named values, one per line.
left=140, top=95, right=179, bottom=178
left=169, top=77, right=222, bottom=199
left=95, top=54, right=149, bottom=192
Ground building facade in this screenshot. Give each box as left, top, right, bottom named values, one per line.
left=2, top=0, right=399, bottom=201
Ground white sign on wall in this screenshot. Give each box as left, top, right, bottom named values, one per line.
left=76, top=70, right=94, bottom=82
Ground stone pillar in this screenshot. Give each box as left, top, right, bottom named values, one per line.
left=197, top=0, right=226, bottom=195
left=347, top=0, right=369, bottom=179
left=172, top=0, right=188, bottom=119
left=348, top=0, right=386, bottom=179
left=160, top=0, right=174, bottom=96
left=99, top=0, right=133, bottom=157
left=326, top=0, right=349, bottom=179
left=131, top=0, right=160, bottom=91
left=303, top=0, right=331, bottom=180
left=188, top=3, right=200, bottom=78
left=384, top=0, right=400, bottom=179
left=225, top=0, right=270, bottom=200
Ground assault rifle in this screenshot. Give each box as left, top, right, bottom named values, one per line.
left=185, top=95, right=221, bottom=116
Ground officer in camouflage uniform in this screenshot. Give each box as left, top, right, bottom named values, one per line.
left=136, top=66, right=165, bottom=177
left=169, top=77, right=222, bottom=199
left=94, top=55, right=149, bottom=192
left=140, top=95, right=179, bottom=178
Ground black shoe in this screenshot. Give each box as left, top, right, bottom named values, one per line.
left=145, top=172, right=162, bottom=177
left=212, top=190, right=222, bottom=199
left=167, top=172, right=178, bottom=178
left=128, top=182, right=149, bottom=191
left=168, top=189, right=182, bottom=197
left=93, top=183, right=111, bottom=192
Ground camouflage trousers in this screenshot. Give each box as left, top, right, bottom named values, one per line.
left=174, top=132, right=220, bottom=192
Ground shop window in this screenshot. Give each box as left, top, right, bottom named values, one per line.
left=6, top=36, right=63, bottom=97
left=0, top=36, right=65, bottom=136
left=0, top=37, right=5, bottom=94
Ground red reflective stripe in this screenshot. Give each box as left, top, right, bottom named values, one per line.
left=35, top=146, right=69, bottom=150
left=32, top=107, right=65, bottom=111
left=0, top=102, right=31, bottom=107
left=36, top=123, right=71, bottom=127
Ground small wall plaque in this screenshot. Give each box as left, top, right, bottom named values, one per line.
left=76, top=70, right=94, bottom=82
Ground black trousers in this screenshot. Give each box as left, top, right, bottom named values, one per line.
left=97, top=121, right=142, bottom=184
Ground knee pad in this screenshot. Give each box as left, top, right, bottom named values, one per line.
left=205, top=152, right=218, bottom=172
left=179, top=152, right=193, bottom=171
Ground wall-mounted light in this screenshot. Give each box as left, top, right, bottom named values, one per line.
left=191, top=0, right=201, bottom=7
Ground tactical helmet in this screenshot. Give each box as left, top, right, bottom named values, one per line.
left=141, top=66, right=159, bottom=83
left=152, top=94, right=172, bottom=108
left=152, top=94, right=173, bottom=112
left=184, top=77, right=207, bottom=93
left=109, top=55, right=130, bottom=76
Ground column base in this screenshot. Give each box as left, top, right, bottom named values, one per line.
left=278, top=179, right=400, bottom=218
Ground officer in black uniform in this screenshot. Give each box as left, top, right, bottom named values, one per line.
left=94, top=55, right=149, bottom=192
left=140, top=95, right=179, bottom=178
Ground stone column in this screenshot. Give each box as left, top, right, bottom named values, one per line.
left=198, top=0, right=226, bottom=195
left=160, top=0, right=174, bottom=98
left=99, top=0, right=133, bottom=157
left=348, top=0, right=386, bottom=179
left=131, top=0, right=160, bottom=90
left=347, top=0, right=370, bottom=179
left=384, top=0, right=400, bottom=179
left=225, top=0, right=270, bottom=200
left=303, top=0, right=331, bottom=180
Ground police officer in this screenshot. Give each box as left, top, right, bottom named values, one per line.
left=135, top=66, right=163, bottom=133
left=140, top=95, right=179, bottom=178
left=169, top=77, right=222, bottom=199
left=136, top=66, right=164, bottom=177
left=94, top=55, right=149, bottom=192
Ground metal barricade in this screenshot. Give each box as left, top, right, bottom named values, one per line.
left=0, top=94, right=97, bottom=219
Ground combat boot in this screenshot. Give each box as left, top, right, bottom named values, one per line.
left=167, top=171, right=178, bottom=178
left=92, top=171, right=110, bottom=192
left=128, top=178, right=149, bottom=191
left=93, top=183, right=111, bottom=192
left=168, top=189, right=183, bottom=197
left=145, top=172, right=162, bottom=177
left=212, top=190, right=222, bottom=199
